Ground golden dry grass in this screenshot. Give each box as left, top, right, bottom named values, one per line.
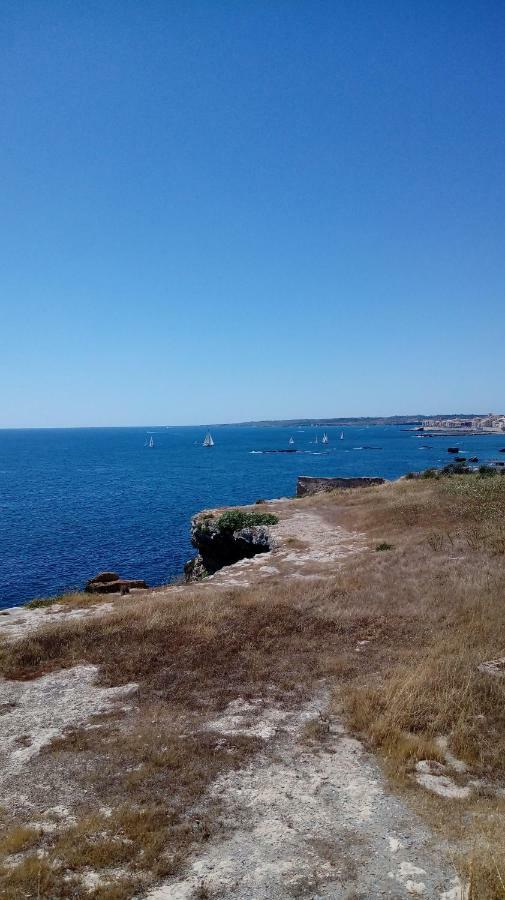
left=25, top=591, right=110, bottom=610
left=1, top=473, right=504, bottom=897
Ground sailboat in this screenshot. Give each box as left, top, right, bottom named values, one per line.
left=148, top=435, right=154, bottom=448
left=288, top=436, right=295, bottom=445
left=340, top=431, right=344, bottom=440
left=322, top=433, right=329, bottom=444
left=203, top=431, right=214, bottom=448
left=314, top=435, right=318, bottom=445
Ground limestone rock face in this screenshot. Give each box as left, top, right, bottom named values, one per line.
left=183, top=555, right=208, bottom=582
left=185, top=514, right=272, bottom=582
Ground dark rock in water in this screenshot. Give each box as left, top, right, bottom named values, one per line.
left=185, top=513, right=274, bottom=581
left=447, top=447, right=460, bottom=453
left=500, top=448, right=505, bottom=453
left=457, top=457, right=467, bottom=463
left=469, top=457, right=479, bottom=463
left=260, top=448, right=298, bottom=454
left=297, top=476, right=385, bottom=497
left=85, top=574, right=148, bottom=594
left=88, top=571, right=120, bottom=584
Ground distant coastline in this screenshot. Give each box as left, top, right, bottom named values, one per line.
left=212, top=413, right=502, bottom=430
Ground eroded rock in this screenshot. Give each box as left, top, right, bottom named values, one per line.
left=85, top=574, right=148, bottom=594
left=185, top=513, right=273, bottom=582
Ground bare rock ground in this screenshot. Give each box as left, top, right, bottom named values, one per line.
left=0, top=665, right=138, bottom=815
left=147, top=692, right=465, bottom=900
left=0, top=600, right=114, bottom=641
left=205, top=505, right=368, bottom=588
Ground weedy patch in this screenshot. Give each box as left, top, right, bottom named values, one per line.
left=26, top=592, right=102, bottom=610
left=301, top=714, right=331, bottom=744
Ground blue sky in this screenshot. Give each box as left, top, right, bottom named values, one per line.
left=1, top=1, right=504, bottom=426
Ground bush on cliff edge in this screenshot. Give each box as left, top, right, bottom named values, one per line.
left=216, top=510, right=279, bottom=532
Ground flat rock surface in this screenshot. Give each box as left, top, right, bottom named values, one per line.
left=147, top=694, right=464, bottom=899
left=0, top=665, right=138, bottom=812
left=205, top=504, right=367, bottom=588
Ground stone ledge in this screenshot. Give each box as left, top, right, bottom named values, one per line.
left=297, top=476, right=385, bottom=497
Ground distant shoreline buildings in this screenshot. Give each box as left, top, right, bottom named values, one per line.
left=422, top=414, right=505, bottom=433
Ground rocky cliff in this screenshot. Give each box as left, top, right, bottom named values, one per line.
left=184, top=509, right=277, bottom=581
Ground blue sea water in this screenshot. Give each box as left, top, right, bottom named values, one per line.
left=1, top=425, right=504, bottom=609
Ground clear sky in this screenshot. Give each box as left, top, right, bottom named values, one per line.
left=1, top=1, right=504, bottom=426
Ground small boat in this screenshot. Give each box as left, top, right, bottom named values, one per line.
left=203, top=431, right=214, bottom=448
left=148, top=435, right=154, bottom=448
left=289, top=436, right=295, bottom=445
left=340, top=431, right=344, bottom=440
left=322, top=433, right=329, bottom=444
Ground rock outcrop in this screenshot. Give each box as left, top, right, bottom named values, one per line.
left=297, top=476, right=385, bottom=497
left=85, top=572, right=148, bottom=594
left=185, top=512, right=274, bottom=582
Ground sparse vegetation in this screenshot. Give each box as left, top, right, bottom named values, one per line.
left=25, top=591, right=93, bottom=610
left=375, top=542, right=393, bottom=551
left=216, top=509, right=278, bottom=531
left=2, top=473, right=505, bottom=896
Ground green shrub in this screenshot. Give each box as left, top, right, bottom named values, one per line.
left=216, top=510, right=279, bottom=532
left=422, top=468, right=437, bottom=479
left=442, top=463, right=470, bottom=476
left=375, top=542, right=394, bottom=552
left=479, top=465, right=496, bottom=478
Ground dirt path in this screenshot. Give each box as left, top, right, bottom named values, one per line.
left=147, top=691, right=464, bottom=899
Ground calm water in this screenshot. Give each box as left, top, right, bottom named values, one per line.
left=1, top=425, right=504, bottom=609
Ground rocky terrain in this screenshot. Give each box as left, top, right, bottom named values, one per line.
left=1, top=474, right=504, bottom=898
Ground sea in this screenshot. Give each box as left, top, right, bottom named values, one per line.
left=1, top=424, right=504, bottom=609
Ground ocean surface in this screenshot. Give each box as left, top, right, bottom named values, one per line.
left=1, top=424, right=504, bottom=609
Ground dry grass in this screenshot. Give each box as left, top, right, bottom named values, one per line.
left=328, top=476, right=505, bottom=898
left=0, top=825, right=40, bottom=857
left=1, top=474, right=505, bottom=896
left=25, top=591, right=108, bottom=610
left=0, top=581, right=364, bottom=896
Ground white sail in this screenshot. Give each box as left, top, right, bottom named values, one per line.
left=340, top=431, right=344, bottom=440
left=322, top=433, right=329, bottom=444
left=289, top=436, right=294, bottom=445
left=203, top=431, right=214, bottom=447
left=149, top=436, right=154, bottom=448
